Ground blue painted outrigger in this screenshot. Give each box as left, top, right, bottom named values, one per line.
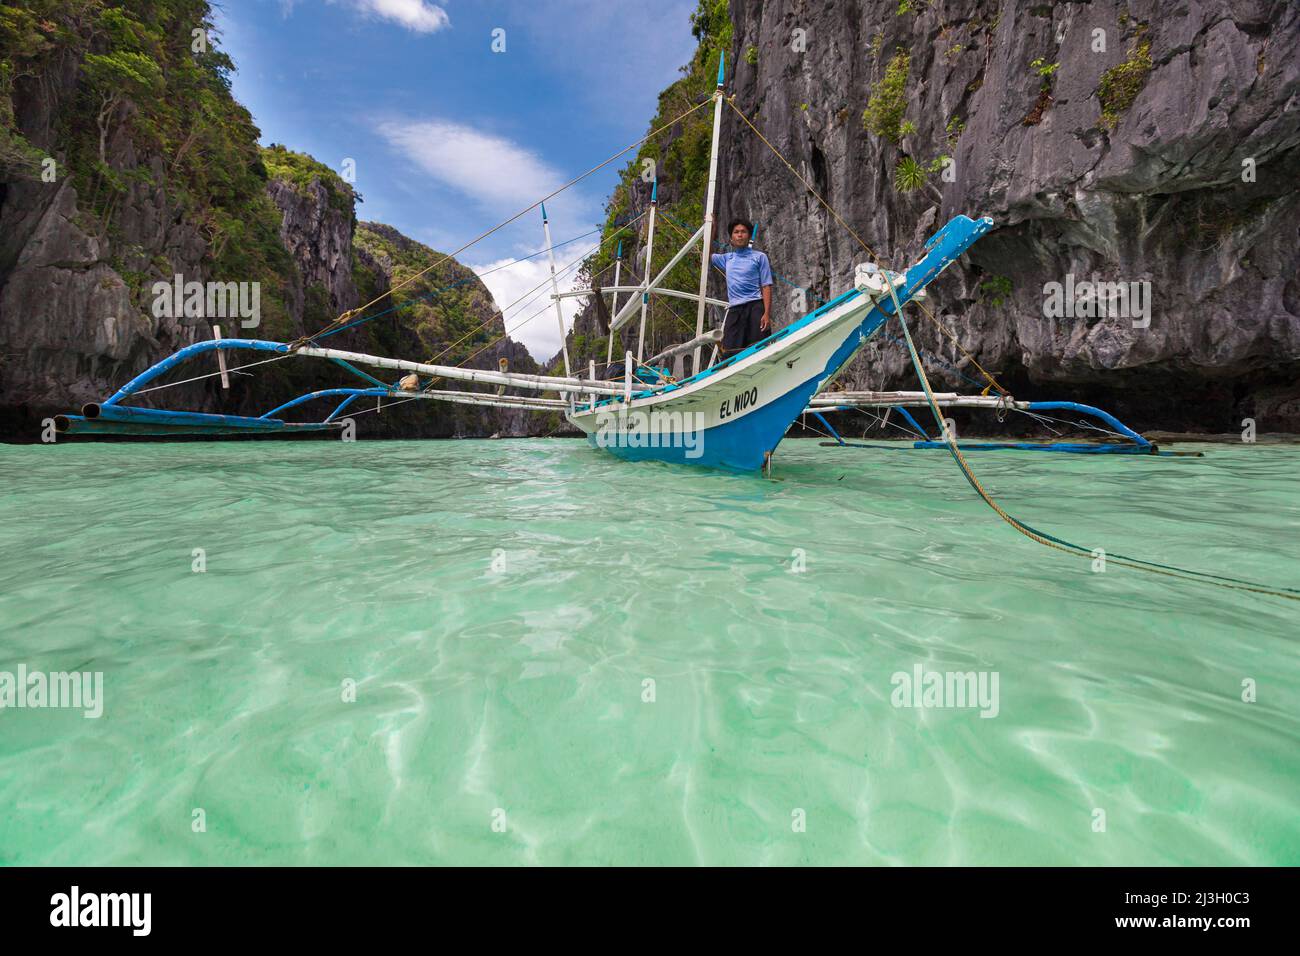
left=54, top=211, right=1182, bottom=466
left=52, top=52, right=1182, bottom=468
left=56, top=339, right=375, bottom=436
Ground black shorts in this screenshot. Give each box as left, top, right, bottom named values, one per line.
left=722, top=299, right=765, bottom=353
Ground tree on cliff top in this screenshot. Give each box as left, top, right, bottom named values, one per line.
left=82, top=50, right=163, bottom=161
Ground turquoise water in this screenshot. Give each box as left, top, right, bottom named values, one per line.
left=0, top=437, right=1297, bottom=865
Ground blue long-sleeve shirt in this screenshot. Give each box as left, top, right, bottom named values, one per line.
left=710, top=248, right=773, bottom=307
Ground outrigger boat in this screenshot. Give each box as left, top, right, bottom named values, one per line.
left=49, top=56, right=1300, bottom=602
left=565, top=216, right=991, bottom=471
left=53, top=55, right=1175, bottom=472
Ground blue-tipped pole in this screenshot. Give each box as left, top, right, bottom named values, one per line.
left=540, top=201, right=547, bottom=222
left=717, top=51, right=725, bottom=87
left=616, top=239, right=623, bottom=259
left=650, top=179, right=658, bottom=203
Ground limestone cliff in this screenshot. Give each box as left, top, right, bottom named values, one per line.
left=561, top=0, right=1300, bottom=433
left=0, top=0, right=535, bottom=440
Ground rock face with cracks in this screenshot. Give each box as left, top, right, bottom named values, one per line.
left=561, top=0, right=1300, bottom=434
left=0, top=0, right=537, bottom=440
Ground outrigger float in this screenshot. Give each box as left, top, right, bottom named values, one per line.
left=55, top=54, right=1187, bottom=472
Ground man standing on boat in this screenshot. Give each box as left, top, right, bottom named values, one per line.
left=711, top=218, right=773, bottom=358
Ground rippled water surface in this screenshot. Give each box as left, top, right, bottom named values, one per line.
left=0, top=438, right=1297, bottom=865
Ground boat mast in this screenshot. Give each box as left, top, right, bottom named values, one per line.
left=606, top=239, right=623, bottom=369
left=691, top=51, right=726, bottom=376
left=636, top=180, right=658, bottom=367
left=542, top=202, right=573, bottom=400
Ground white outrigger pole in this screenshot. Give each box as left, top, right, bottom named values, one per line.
left=292, top=344, right=630, bottom=396
left=583, top=56, right=725, bottom=375
left=542, top=202, right=573, bottom=405
left=691, top=52, right=726, bottom=376
left=606, top=239, right=623, bottom=369
left=636, top=180, right=658, bottom=366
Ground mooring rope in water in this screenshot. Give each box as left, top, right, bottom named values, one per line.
left=727, top=98, right=1300, bottom=602
left=886, top=286, right=1300, bottom=602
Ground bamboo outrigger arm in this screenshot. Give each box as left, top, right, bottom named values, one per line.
left=644, top=328, right=723, bottom=367
left=93, top=338, right=651, bottom=405
left=606, top=224, right=708, bottom=332
left=53, top=337, right=656, bottom=437
left=552, top=286, right=729, bottom=311
left=807, top=391, right=1031, bottom=410
left=291, top=344, right=643, bottom=396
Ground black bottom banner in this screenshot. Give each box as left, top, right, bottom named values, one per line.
left=0, top=866, right=1283, bottom=942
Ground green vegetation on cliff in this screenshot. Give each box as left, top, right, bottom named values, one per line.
left=862, top=51, right=912, bottom=143
left=354, top=223, right=504, bottom=366
left=2, top=0, right=537, bottom=437
left=572, top=0, right=732, bottom=370
left=0, top=3, right=62, bottom=176
left=3, top=0, right=298, bottom=333
left=262, top=142, right=357, bottom=220
left=1098, top=31, right=1153, bottom=130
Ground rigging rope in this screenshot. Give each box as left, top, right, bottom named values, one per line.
left=297, top=97, right=715, bottom=347
left=316, top=225, right=608, bottom=342
left=121, top=224, right=626, bottom=398
left=426, top=211, right=646, bottom=368
left=891, top=300, right=1300, bottom=601
left=443, top=228, right=623, bottom=373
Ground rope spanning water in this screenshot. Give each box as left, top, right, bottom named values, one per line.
left=892, top=304, right=1300, bottom=602
left=724, top=98, right=1300, bottom=602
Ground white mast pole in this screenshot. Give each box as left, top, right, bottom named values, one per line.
left=542, top=203, right=573, bottom=405
left=692, top=52, right=726, bottom=376
left=607, top=239, right=622, bottom=369
left=636, top=180, right=658, bottom=368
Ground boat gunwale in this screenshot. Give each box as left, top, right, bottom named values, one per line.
left=568, top=288, right=876, bottom=421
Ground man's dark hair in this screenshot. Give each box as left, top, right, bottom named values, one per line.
left=727, top=218, right=754, bottom=236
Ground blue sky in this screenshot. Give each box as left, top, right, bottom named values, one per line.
left=214, top=0, right=699, bottom=358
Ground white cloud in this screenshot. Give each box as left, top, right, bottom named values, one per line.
left=469, top=244, right=598, bottom=362
left=352, top=0, right=449, bottom=34
left=282, top=1, right=449, bottom=34
left=375, top=117, right=565, bottom=211
left=373, top=114, right=601, bottom=267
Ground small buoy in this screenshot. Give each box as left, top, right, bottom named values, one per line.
left=399, top=373, right=419, bottom=391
